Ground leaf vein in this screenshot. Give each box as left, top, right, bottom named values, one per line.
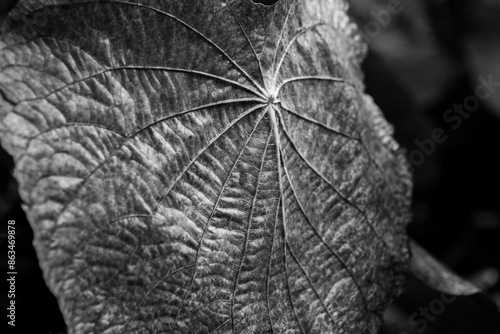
left=231, top=125, right=272, bottom=333
left=276, top=111, right=389, bottom=248
left=105, top=0, right=267, bottom=97
left=281, top=159, right=370, bottom=314
left=173, top=108, right=268, bottom=325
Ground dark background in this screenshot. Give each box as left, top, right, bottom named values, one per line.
left=1, top=0, right=499, bottom=333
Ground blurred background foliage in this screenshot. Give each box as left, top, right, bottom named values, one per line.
left=1, top=0, right=500, bottom=333
left=348, top=0, right=500, bottom=332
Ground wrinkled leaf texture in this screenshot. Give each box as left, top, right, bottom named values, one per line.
left=0, top=0, right=412, bottom=333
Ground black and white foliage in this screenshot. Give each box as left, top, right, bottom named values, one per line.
left=0, top=1, right=411, bottom=333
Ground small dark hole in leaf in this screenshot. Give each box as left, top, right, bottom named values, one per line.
left=253, top=0, right=280, bottom=6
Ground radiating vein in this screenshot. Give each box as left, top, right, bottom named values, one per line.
left=173, top=109, right=268, bottom=325
left=270, top=0, right=296, bottom=80
left=266, top=194, right=281, bottom=334
left=285, top=238, right=336, bottom=326
left=54, top=101, right=266, bottom=228
left=231, top=126, right=272, bottom=333
left=276, top=75, right=346, bottom=94
left=276, top=111, right=389, bottom=248
left=120, top=66, right=266, bottom=100
left=281, top=160, right=370, bottom=312
left=271, top=105, right=306, bottom=334
left=273, top=22, right=324, bottom=84
left=279, top=104, right=360, bottom=140
left=14, top=66, right=266, bottom=104
left=209, top=318, right=232, bottom=334
left=27, top=123, right=126, bottom=145
left=104, top=0, right=268, bottom=96
left=224, top=0, right=264, bottom=84
left=151, top=104, right=267, bottom=218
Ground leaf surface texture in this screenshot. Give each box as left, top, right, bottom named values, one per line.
left=0, top=1, right=412, bottom=333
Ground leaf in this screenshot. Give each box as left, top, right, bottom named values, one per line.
left=0, top=1, right=412, bottom=333
left=382, top=273, right=500, bottom=334
left=410, top=240, right=481, bottom=296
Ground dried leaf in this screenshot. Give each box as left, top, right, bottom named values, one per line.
left=0, top=1, right=412, bottom=333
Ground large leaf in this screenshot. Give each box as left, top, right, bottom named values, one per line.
left=0, top=1, right=412, bottom=333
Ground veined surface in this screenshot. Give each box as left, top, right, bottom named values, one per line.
left=0, top=1, right=412, bottom=333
